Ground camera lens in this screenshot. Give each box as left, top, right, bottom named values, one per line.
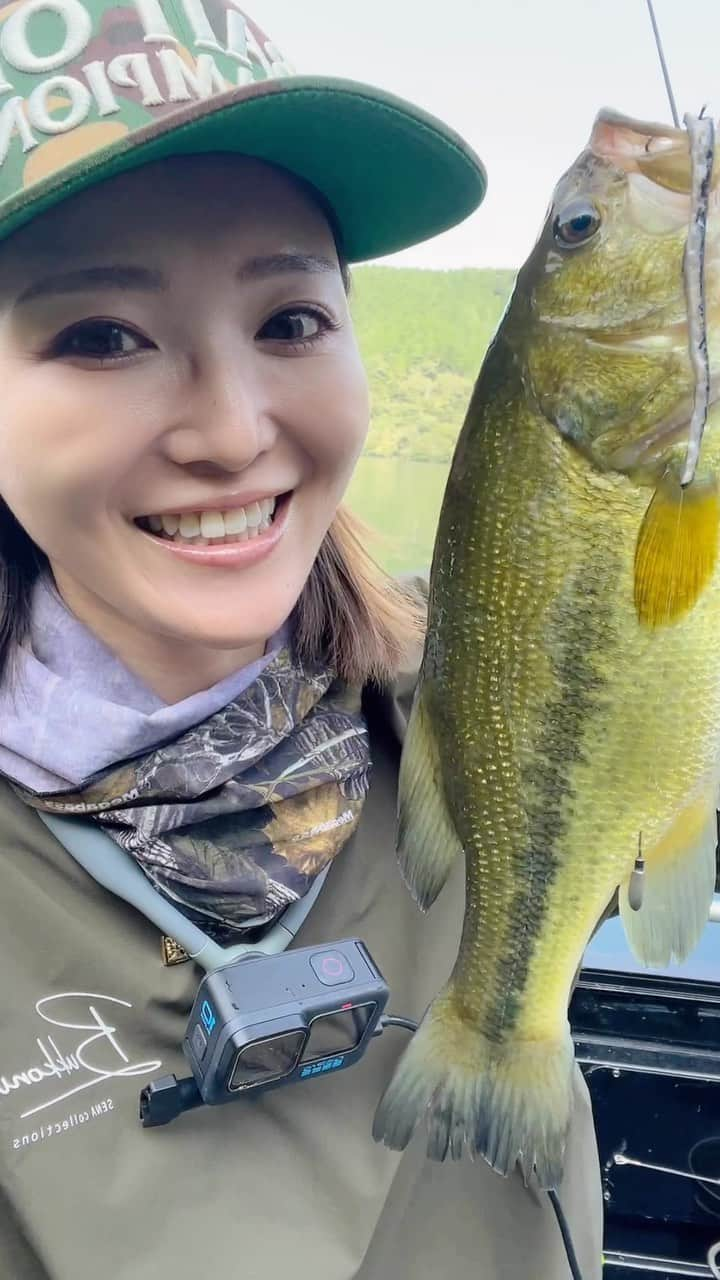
left=228, top=1030, right=306, bottom=1092
left=301, top=1003, right=376, bottom=1063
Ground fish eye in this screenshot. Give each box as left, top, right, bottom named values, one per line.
left=552, top=198, right=601, bottom=248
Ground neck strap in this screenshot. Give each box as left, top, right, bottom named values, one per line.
left=36, top=810, right=329, bottom=973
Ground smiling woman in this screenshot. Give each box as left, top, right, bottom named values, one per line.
left=0, top=3, right=604, bottom=1280
left=0, top=156, right=377, bottom=701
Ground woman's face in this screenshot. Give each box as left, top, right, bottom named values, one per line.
left=0, top=155, right=369, bottom=698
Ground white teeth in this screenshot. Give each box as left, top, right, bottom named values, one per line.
left=224, top=508, right=248, bottom=535
left=200, top=511, right=225, bottom=540
left=245, top=501, right=262, bottom=528
left=179, top=513, right=201, bottom=538
left=142, top=495, right=281, bottom=544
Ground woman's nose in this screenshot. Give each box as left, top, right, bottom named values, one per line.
left=164, top=356, right=278, bottom=472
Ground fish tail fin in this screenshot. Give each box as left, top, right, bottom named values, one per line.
left=634, top=470, right=720, bottom=627
left=397, top=683, right=462, bottom=910
left=372, top=985, right=575, bottom=1190
left=620, top=792, right=717, bottom=966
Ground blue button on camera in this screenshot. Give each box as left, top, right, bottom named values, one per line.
left=310, top=951, right=355, bottom=986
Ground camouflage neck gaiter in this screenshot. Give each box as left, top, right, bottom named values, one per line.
left=13, top=644, right=371, bottom=941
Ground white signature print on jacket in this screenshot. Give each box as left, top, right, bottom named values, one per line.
left=0, top=993, right=162, bottom=1119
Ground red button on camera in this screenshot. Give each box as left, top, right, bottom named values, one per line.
left=310, top=951, right=355, bottom=986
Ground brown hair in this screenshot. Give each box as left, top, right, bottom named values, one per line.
left=0, top=498, right=424, bottom=690
left=294, top=503, right=425, bottom=684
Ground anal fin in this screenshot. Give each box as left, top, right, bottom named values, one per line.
left=620, top=792, right=717, bottom=966
left=397, top=681, right=462, bottom=910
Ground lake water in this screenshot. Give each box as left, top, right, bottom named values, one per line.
left=346, top=455, right=450, bottom=576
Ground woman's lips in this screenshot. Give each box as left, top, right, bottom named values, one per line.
left=134, top=491, right=291, bottom=567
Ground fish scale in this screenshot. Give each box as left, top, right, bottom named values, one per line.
left=439, top=389, right=617, bottom=1031
left=373, top=109, right=720, bottom=1188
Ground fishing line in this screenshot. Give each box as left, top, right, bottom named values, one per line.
left=645, top=0, right=680, bottom=126
left=645, top=2, right=715, bottom=485
left=681, top=111, right=715, bottom=486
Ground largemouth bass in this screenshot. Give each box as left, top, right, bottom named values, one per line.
left=373, top=110, right=720, bottom=1190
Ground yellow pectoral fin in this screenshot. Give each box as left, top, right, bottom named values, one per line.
left=634, top=472, right=720, bottom=627
left=620, top=792, right=717, bottom=966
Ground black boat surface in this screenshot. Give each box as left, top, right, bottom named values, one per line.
left=571, top=895, right=720, bottom=1279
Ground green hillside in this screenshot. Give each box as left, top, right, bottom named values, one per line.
left=350, top=265, right=516, bottom=463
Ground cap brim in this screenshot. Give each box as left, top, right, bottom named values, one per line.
left=0, top=75, right=487, bottom=261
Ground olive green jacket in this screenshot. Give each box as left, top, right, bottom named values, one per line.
left=0, top=652, right=603, bottom=1280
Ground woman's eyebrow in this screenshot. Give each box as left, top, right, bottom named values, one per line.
left=16, top=264, right=165, bottom=305
left=236, top=253, right=339, bottom=281
left=14, top=254, right=339, bottom=305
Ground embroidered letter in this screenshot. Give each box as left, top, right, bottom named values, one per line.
left=1, top=0, right=92, bottom=74
left=181, top=0, right=221, bottom=52
left=156, top=49, right=226, bottom=102
left=27, top=74, right=91, bottom=133
left=107, top=52, right=164, bottom=106
left=0, top=96, right=37, bottom=164
left=131, top=0, right=277, bottom=78
left=82, top=60, right=120, bottom=115
left=133, top=0, right=236, bottom=58
left=130, top=0, right=176, bottom=44
left=132, top=0, right=239, bottom=51
left=224, top=8, right=247, bottom=60
left=186, top=0, right=251, bottom=74
left=263, top=39, right=292, bottom=77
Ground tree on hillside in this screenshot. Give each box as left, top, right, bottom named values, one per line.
left=351, top=266, right=515, bottom=463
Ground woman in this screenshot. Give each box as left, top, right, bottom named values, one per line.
left=0, top=1, right=603, bottom=1276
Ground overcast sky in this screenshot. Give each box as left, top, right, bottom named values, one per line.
left=247, top=0, right=720, bottom=269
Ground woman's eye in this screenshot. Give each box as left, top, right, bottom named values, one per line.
left=52, top=321, right=152, bottom=361
left=258, top=309, right=326, bottom=343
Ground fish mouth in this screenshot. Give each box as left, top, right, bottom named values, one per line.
left=543, top=304, right=720, bottom=353
left=537, top=264, right=720, bottom=354
left=584, top=296, right=720, bottom=352
left=603, top=380, right=720, bottom=473
left=535, top=311, right=689, bottom=353
left=584, top=319, right=689, bottom=353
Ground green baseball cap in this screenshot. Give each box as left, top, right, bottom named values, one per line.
left=0, top=0, right=487, bottom=259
